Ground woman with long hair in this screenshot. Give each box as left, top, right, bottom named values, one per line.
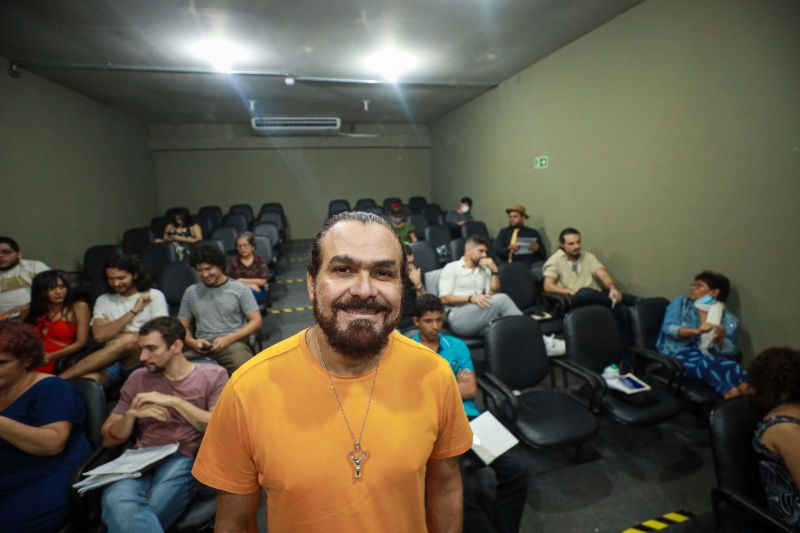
left=24, top=270, right=89, bottom=374
left=155, top=207, right=202, bottom=261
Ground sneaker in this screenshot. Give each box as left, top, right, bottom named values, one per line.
left=543, top=334, right=566, bottom=357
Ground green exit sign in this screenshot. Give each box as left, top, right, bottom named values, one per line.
left=534, top=155, right=549, bottom=169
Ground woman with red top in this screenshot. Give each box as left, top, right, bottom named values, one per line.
left=226, top=232, right=269, bottom=305
left=23, top=270, right=89, bottom=374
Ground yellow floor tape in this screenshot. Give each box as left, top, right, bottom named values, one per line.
left=621, top=509, right=693, bottom=533
left=269, top=306, right=314, bottom=315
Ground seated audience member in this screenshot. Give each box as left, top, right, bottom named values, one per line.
left=749, top=346, right=800, bottom=529
left=0, top=321, right=92, bottom=532
left=411, top=294, right=528, bottom=533
left=399, top=244, right=427, bottom=329
left=656, top=270, right=746, bottom=398
left=24, top=270, right=90, bottom=374
left=445, top=197, right=475, bottom=234
left=179, top=246, right=262, bottom=374
left=493, top=204, right=547, bottom=279
left=439, top=235, right=522, bottom=337
left=543, top=227, right=637, bottom=341
left=154, top=208, right=202, bottom=261
left=389, top=205, right=418, bottom=243
left=0, top=236, right=50, bottom=320
left=59, top=254, right=168, bottom=384
left=226, top=232, right=269, bottom=306
left=100, top=317, right=228, bottom=533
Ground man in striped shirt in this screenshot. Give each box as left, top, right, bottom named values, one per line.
left=178, top=246, right=262, bottom=374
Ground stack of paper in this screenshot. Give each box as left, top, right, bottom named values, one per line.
left=470, top=412, right=519, bottom=465
left=73, top=442, right=179, bottom=494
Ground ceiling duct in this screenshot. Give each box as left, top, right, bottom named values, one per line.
left=251, top=117, right=341, bottom=136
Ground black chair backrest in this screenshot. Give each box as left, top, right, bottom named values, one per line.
left=563, top=306, right=621, bottom=373
left=210, top=227, right=238, bottom=254
left=257, top=211, right=283, bottom=230
left=408, top=196, right=427, bottom=213
left=165, top=206, right=190, bottom=219
left=328, top=199, right=351, bottom=213
left=498, top=262, right=537, bottom=310
left=122, top=227, right=154, bottom=257
left=149, top=216, right=169, bottom=240
left=366, top=206, right=385, bottom=216
left=408, top=241, right=439, bottom=275
left=251, top=222, right=279, bottom=248
left=259, top=203, right=284, bottom=215
left=424, top=204, right=443, bottom=225
left=222, top=213, right=248, bottom=233
left=461, top=221, right=490, bottom=240
left=68, top=378, right=108, bottom=448
left=198, top=206, right=223, bottom=229
left=630, top=297, right=670, bottom=351
left=408, top=213, right=428, bottom=234
left=193, top=213, right=216, bottom=235
left=190, top=239, right=226, bottom=262
left=485, top=315, right=551, bottom=389
left=229, top=204, right=254, bottom=224
left=382, top=197, right=402, bottom=212
left=355, top=198, right=376, bottom=209
left=158, top=263, right=199, bottom=314
left=141, top=242, right=178, bottom=278
left=710, top=396, right=768, bottom=503
left=449, top=238, right=465, bottom=263
left=424, top=225, right=452, bottom=262
left=253, top=235, right=274, bottom=264
left=83, top=245, right=123, bottom=283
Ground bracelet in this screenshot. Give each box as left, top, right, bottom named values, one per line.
left=129, top=309, right=139, bottom=316
left=468, top=295, right=473, bottom=304
left=491, top=271, right=499, bottom=276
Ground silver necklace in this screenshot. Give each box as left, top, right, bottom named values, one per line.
left=312, top=327, right=381, bottom=480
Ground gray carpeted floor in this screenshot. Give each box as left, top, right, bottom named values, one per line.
left=254, top=240, right=724, bottom=533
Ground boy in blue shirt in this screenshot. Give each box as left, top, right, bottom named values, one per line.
left=412, top=294, right=528, bottom=533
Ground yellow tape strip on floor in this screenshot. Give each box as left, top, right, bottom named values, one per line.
left=620, top=509, right=693, bottom=533
left=269, top=306, right=314, bottom=315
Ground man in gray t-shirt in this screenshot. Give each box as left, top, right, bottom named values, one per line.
left=178, top=246, right=262, bottom=374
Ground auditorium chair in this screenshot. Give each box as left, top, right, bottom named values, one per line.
left=408, top=213, right=429, bottom=235
left=190, top=239, right=226, bottom=259
left=256, top=211, right=285, bottom=238
left=560, top=306, right=681, bottom=426
left=424, top=225, right=452, bottom=264
left=197, top=206, right=223, bottom=229
left=498, top=262, right=562, bottom=335
left=210, top=227, right=238, bottom=255
left=408, top=241, right=439, bottom=276
left=228, top=204, right=254, bottom=224
left=78, top=244, right=123, bottom=301
left=193, top=213, right=215, bottom=236
left=709, top=396, right=793, bottom=532
left=481, top=316, right=598, bottom=456
left=460, top=220, right=490, bottom=241
left=408, top=196, right=427, bottom=213
left=448, top=238, right=465, bottom=263
left=121, top=227, right=154, bottom=257
left=328, top=199, right=350, bottom=214
left=355, top=198, right=377, bottom=209
left=424, top=203, right=444, bottom=226
left=253, top=235, right=277, bottom=282
left=141, top=242, right=178, bottom=279
left=149, top=216, right=169, bottom=240
left=251, top=222, right=281, bottom=257
left=158, top=263, right=199, bottom=316
left=221, top=213, right=248, bottom=233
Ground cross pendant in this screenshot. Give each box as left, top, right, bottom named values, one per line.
left=347, top=443, right=369, bottom=480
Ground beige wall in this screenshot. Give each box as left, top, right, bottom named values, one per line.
left=0, top=58, right=157, bottom=270
left=430, top=0, right=800, bottom=358
left=149, top=124, right=431, bottom=239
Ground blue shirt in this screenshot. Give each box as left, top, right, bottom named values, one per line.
left=656, top=295, right=739, bottom=356
left=412, top=332, right=480, bottom=417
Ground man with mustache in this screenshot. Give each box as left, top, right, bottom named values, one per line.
left=193, top=211, right=473, bottom=532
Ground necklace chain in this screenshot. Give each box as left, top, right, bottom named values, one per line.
left=312, top=327, right=380, bottom=449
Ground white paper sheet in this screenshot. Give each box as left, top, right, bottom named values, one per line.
left=83, top=442, right=180, bottom=476
left=469, top=412, right=519, bottom=465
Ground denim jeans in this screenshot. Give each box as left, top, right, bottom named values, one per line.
left=102, top=452, right=197, bottom=533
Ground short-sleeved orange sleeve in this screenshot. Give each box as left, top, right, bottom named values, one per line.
left=192, top=380, right=259, bottom=494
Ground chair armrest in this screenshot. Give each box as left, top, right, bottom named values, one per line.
left=551, top=358, right=606, bottom=413
left=627, top=346, right=682, bottom=392
left=713, top=488, right=794, bottom=532
left=541, top=292, right=571, bottom=313
left=477, top=373, right=519, bottom=425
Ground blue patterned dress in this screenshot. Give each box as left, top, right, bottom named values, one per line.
left=752, top=415, right=800, bottom=528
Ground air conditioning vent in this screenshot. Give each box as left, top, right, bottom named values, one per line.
left=251, top=117, right=341, bottom=136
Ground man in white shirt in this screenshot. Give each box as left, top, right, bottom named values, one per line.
left=0, top=236, right=50, bottom=319
left=60, top=254, right=168, bottom=385
left=438, top=235, right=522, bottom=337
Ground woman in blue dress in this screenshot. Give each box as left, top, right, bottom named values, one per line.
left=0, top=321, right=92, bottom=532
left=749, top=347, right=800, bottom=529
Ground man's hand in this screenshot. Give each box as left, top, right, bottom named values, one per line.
left=127, top=403, right=170, bottom=422
left=529, top=242, right=540, bottom=252
left=609, top=287, right=623, bottom=304
left=456, top=369, right=472, bottom=383
left=471, top=294, right=492, bottom=309
left=210, top=336, right=233, bottom=353
left=408, top=265, right=423, bottom=287
left=132, top=391, right=175, bottom=410
left=190, top=338, right=212, bottom=353
left=131, top=293, right=153, bottom=314
left=477, top=257, right=498, bottom=271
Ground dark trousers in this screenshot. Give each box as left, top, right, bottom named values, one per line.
left=571, top=288, right=638, bottom=345
left=462, top=447, right=529, bottom=533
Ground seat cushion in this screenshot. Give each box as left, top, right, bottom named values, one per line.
left=605, top=388, right=681, bottom=427
left=515, top=391, right=598, bottom=448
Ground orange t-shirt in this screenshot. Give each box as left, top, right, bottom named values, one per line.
left=192, top=329, right=473, bottom=532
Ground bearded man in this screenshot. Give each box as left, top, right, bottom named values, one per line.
left=193, top=211, right=473, bottom=533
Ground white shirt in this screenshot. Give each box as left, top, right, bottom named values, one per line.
left=438, top=258, right=492, bottom=299
left=91, top=289, right=169, bottom=333
left=0, top=259, right=50, bottom=313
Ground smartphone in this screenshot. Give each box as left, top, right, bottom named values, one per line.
left=620, top=376, right=647, bottom=390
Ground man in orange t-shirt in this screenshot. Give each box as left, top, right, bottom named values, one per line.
left=192, top=211, right=473, bottom=532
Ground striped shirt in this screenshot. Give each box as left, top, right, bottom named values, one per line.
left=178, top=279, right=258, bottom=340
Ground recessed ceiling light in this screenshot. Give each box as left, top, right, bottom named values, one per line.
left=189, top=38, right=251, bottom=73
left=363, top=47, right=417, bottom=83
